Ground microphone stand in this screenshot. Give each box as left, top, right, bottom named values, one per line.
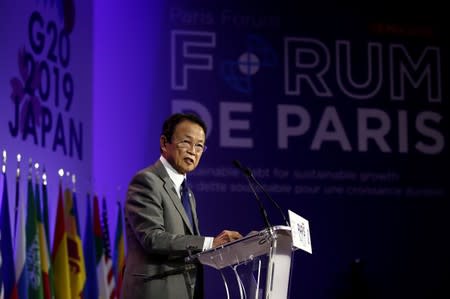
left=247, top=172, right=290, bottom=227
left=245, top=172, right=273, bottom=232
left=233, top=160, right=290, bottom=228
left=233, top=160, right=274, bottom=237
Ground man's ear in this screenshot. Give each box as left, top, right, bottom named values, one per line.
left=160, top=135, right=167, bottom=153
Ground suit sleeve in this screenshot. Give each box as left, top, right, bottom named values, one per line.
left=125, top=170, right=205, bottom=257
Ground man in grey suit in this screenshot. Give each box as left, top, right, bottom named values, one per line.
left=121, top=113, right=242, bottom=299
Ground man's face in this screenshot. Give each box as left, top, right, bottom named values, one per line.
left=161, top=120, right=206, bottom=174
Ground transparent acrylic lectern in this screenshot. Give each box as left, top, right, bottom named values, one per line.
left=187, top=225, right=294, bottom=299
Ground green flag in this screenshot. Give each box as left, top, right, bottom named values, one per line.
left=26, top=176, right=44, bottom=299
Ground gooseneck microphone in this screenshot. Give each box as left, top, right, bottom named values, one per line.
left=232, top=160, right=272, bottom=230
left=232, top=160, right=290, bottom=227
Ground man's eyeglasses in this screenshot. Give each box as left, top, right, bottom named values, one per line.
left=173, top=139, right=207, bottom=154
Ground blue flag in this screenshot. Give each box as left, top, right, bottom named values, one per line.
left=83, top=194, right=98, bottom=299
left=1, top=173, right=16, bottom=299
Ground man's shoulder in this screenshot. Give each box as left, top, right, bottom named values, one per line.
left=132, top=160, right=166, bottom=181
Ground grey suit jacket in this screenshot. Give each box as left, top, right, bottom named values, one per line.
left=121, top=160, right=205, bottom=299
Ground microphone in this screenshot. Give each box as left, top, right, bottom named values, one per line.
left=233, top=160, right=290, bottom=227
left=232, top=160, right=272, bottom=231
left=232, top=160, right=251, bottom=176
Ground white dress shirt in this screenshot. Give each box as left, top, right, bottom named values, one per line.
left=160, top=156, right=213, bottom=250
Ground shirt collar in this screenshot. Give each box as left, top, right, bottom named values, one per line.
left=160, top=156, right=186, bottom=197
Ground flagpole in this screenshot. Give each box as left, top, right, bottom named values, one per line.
left=2, top=150, right=6, bottom=175
left=72, top=173, right=76, bottom=193
left=14, top=154, right=21, bottom=237
left=34, top=162, right=40, bottom=201
left=71, top=173, right=81, bottom=233
left=65, top=171, right=70, bottom=191
left=42, top=167, right=51, bottom=251
left=27, top=158, right=31, bottom=179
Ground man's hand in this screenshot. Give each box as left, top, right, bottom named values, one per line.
left=212, top=230, right=243, bottom=248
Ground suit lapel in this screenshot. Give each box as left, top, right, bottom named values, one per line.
left=153, top=160, right=195, bottom=234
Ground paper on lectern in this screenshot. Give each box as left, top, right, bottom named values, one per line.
left=288, top=209, right=312, bottom=254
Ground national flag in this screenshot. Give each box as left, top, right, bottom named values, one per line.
left=1, top=172, right=18, bottom=299
left=93, top=195, right=114, bottom=299
left=101, top=197, right=116, bottom=299
left=1, top=245, right=3, bottom=299
left=1, top=172, right=3, bottom=299
left=1, top=243, right=3, bottom=299
left=82, top=194, right=98, bottom=299
left=112, top=201, right=125, bottom=297
left=35, top=176, right=52, bottom=299
left=1, top=234, right=3, bottom=299
left=25, top=175, right=44, bottom=299
left=14, top=171, right=27, bottom=299
left=64, top=188, right=86, bottom=298
left=41, top=175, right=56, bottom=299
left=52, top=182, right=71, bottom=299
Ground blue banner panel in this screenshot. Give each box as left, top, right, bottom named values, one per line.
left=1, top=0, right=92, bottom=242
left=164, top=1, right=449, bottom=298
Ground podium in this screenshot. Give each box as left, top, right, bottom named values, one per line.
left=187, top=226, right=295, bottom=299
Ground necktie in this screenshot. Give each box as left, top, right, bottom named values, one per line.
left=181, top=179, right=194, bottom=228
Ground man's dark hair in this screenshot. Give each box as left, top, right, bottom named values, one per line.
left=161, top=113, right=207, bottom=142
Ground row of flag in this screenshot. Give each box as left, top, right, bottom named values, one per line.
left=1, top=162, right=126, bottom=299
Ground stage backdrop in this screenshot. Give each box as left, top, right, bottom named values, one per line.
left=1, top=0, right=92, bottom=242
left=161, top=1, right=449, bottom=299
left=2, top=1, right=448, bottom=299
